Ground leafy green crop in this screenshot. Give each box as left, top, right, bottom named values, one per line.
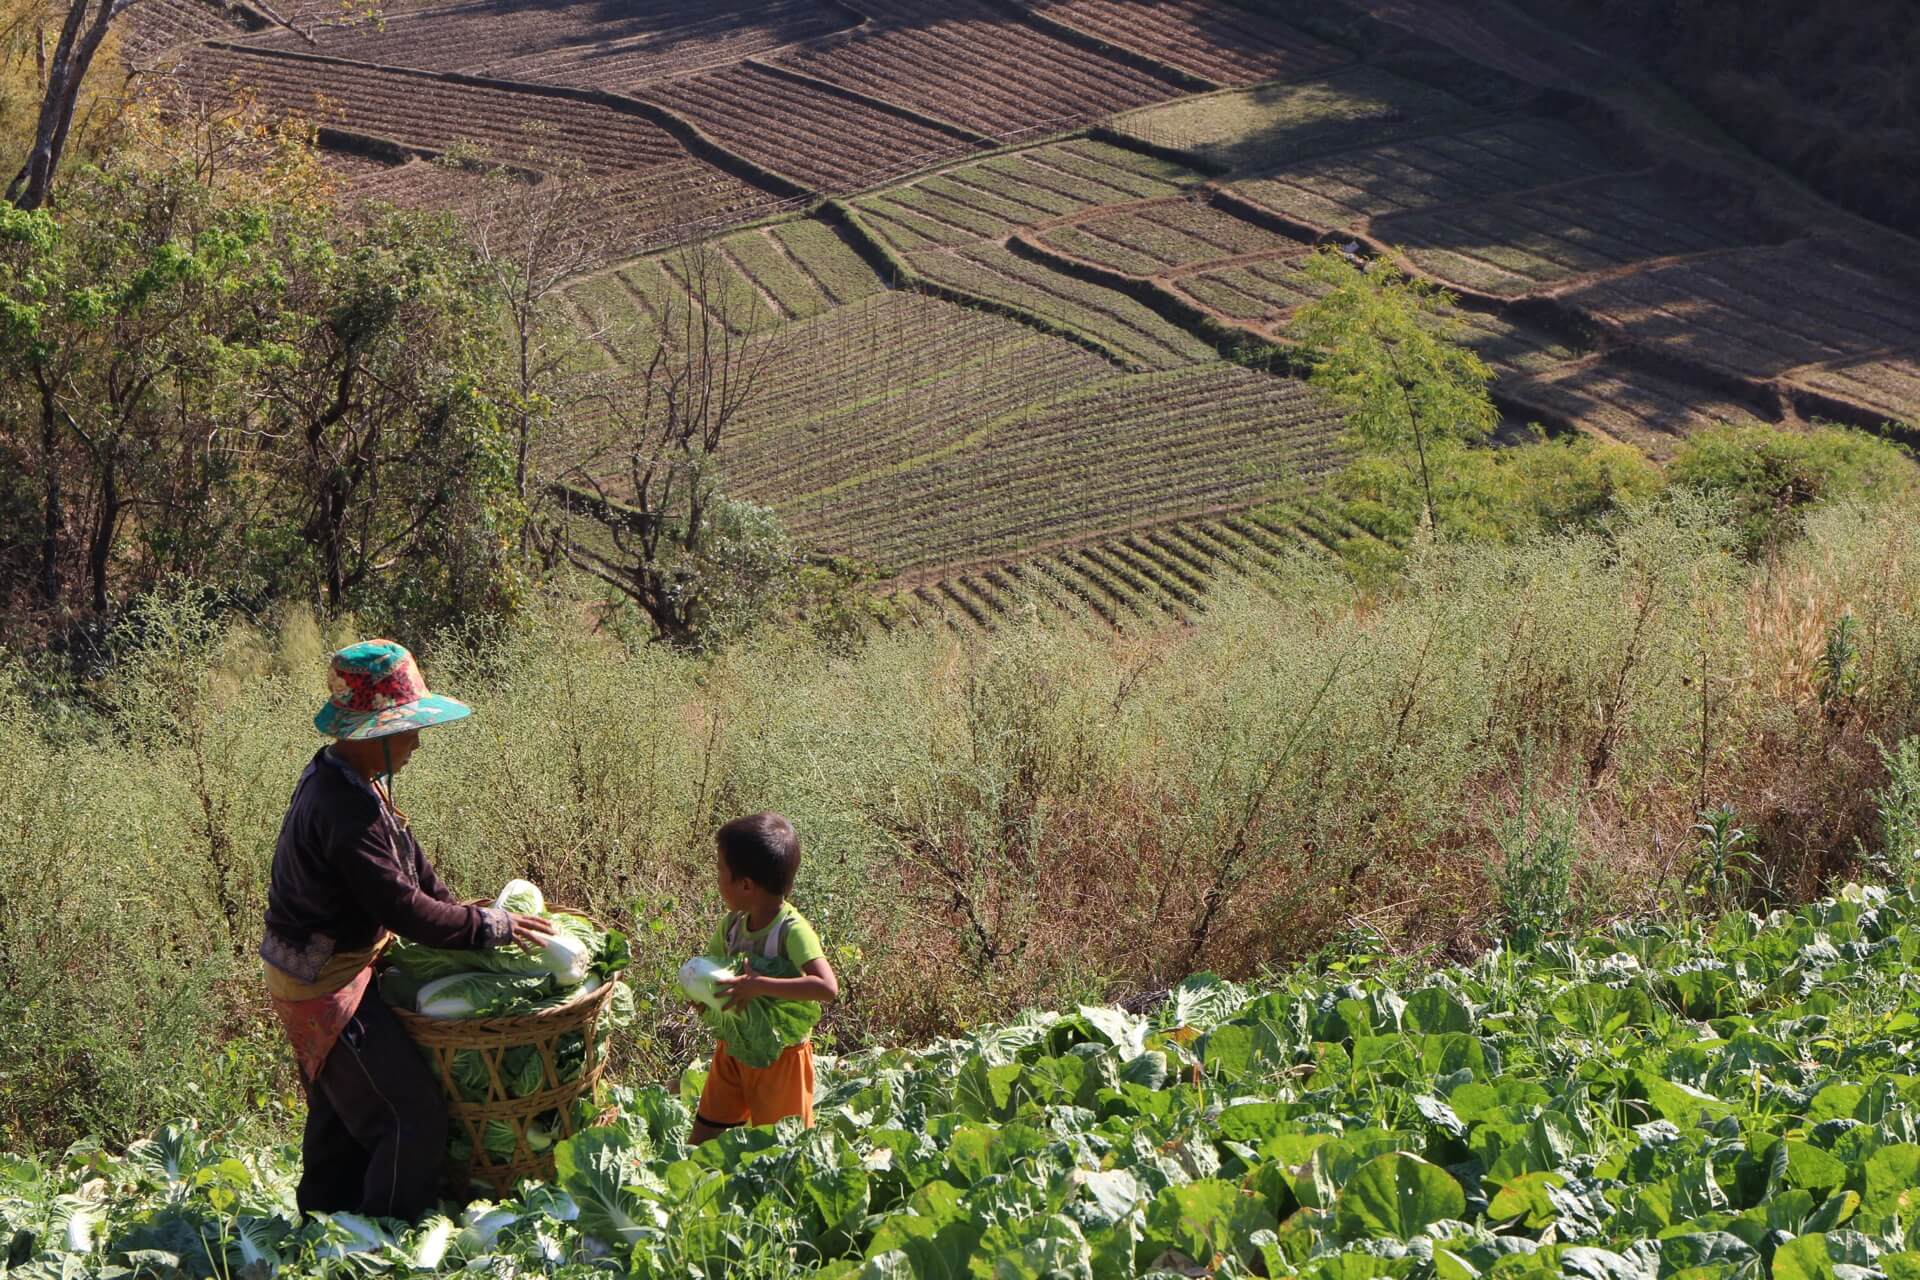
left=8, top=884, right=1920, bottom=1277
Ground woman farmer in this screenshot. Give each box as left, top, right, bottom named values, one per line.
left=260, top=640, right=552, bottom=1221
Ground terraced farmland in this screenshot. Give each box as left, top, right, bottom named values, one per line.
left=171, top=48, right=688, bottom=171
left=1227, top=117, right=1624, bottom=231
left=1017, top=0, right=1351, bottom=87
left=1501, top=356, right=1768, bottom=457
left=1556, top=242, right=1920, bottom=426
left=723, top=295, right=1120, bottom=501
left=778, top=362, right=1345, bottom=573
left=771, top=0, right=1187, bottom=140
left=565, top=217, right=885, bottom=347
left=630, top=62, right=980, bottom=193
left=894, top=498, right=1385, bottom=631
left=1376, top=173, right=1788, bottom=296
left=907, top=242, right=1217, bottom=369
left=1108, top=67, right=1483, bottom=175
left=246, top=0, right=856, bottom=86
left=852, top=139, right=1203, bottom=253
left=141, top=0, right=1920, bottom=629
left=121, top=0, right=244, bottom=62
left=1035, top=199, right=1302, bottom=274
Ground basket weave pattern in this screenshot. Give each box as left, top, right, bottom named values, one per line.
left=387, top=907, right=621, bottom=1196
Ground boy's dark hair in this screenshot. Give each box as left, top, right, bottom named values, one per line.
left=716, top=812, right=801, bottom=896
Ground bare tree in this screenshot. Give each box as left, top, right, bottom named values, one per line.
left=463, top=157, right=609, bottom=548
left=567, top=240, right=790, bottom=648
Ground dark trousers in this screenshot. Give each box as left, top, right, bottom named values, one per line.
left=296, top=988, right=448, bottom=1222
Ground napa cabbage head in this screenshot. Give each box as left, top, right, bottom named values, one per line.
left=416, top=972, right=555, bottom=1019
left=495, top=879, right=545, bottom=914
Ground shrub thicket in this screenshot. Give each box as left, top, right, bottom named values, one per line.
left=4, top=496, right=1920, bottom=1153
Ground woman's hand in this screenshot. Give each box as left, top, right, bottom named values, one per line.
left=509, top=912, right=555, bottom=951
left=716, top=972, right=763, bottom=1011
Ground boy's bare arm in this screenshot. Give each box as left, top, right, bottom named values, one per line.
left=719, top=956, right=839, bottom=1009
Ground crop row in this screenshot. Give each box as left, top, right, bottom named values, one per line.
left=1109, top=67, right=1484, bottom=176
left=123, top=0, right=242, bottom=62
left=724, top=337, right=1119, bottom=502
left=1565, top=243, right=1920, bottom=372
left=1434, top=308, right=1588, bottom=378
left=169, top=48, right=695, bottom=173
left=781, top=364, right=1344, bottom=573
left=564, top=216, right=885, bottom=348
left=1504, top=356, right=1764, bottom=457
left=771, top=0, right=1187, bottom=139
left=897, top=496, right=1380, bottom=632
left=854, top=139, right=1202, bottom=253
left=1378, top=174, right=1752, bottom=296
left=735, top=293, right=1053, bottom=420
left=248, top=0, right=855, bottom=90
left=1169, top=253, right=1324, bottom=325
left=1038, top=198, right=1302, bottom=274
left=1230, top=118, right=1620, bottom=232
left=1018, top=0, right=1350, bottom=88
left=908, top=242, right=1216, bottom=369
left=632, top=63, right=979, bottom=194
left=1559, top=244, right=1920, bottom=423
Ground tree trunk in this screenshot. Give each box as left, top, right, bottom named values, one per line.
left=88, top=458, right=117, bottom=613
left=8, top=0, right=119, bottom=210
left=38, top=394, right=61, bottom=604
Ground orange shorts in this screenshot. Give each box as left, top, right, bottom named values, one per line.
left=696, top=1041, right=814, bottom=1129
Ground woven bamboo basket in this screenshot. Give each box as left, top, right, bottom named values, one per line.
left=386, top=907, right=622, bottom=1197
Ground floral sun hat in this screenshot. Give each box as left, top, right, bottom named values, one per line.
left=313, top=639, right=472, bottom=740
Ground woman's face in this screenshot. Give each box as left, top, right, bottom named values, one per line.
left=383, top=729, right=423, bottom=774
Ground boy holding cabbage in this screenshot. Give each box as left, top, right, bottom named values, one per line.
left=682, top=812, right=839, bottom=1142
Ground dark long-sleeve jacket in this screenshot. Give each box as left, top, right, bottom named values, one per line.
left=261, top=748, right=508, bottom=984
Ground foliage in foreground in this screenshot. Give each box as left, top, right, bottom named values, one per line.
left=9, top=883, right=1920, bottom=1277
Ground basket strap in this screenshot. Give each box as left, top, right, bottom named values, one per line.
left=724, top=911, right=792, bottom=966
left=763, top=914, right=791, bottom=963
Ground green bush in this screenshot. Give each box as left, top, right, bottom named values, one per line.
left=1668, top=423, right=1917, bottom=557
left=1335, top=434, right=1663, bottom=561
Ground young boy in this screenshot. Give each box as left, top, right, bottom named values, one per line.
left=689, top=812, right=839, bottom=1143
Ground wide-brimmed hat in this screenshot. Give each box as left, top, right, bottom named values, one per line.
left=314, top=639, right=472, bottom=740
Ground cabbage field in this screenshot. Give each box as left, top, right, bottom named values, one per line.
left=7, top=883, right=1920, bottom=1278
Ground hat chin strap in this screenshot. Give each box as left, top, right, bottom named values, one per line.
left=381, top=736, right=396, bottom=804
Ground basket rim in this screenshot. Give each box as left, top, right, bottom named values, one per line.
left=382, top=900, right=624, bottom=1037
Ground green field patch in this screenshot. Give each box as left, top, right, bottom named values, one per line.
left=768, top=219, right=886, bottom=307
left=1047, top=138, right=1203, bottom=198
left=910, top=242, right=1217, bottom=370
left=853, top=197, right=959, bottom=253
left=1038, top=224, right=1168, bottom=276
left=885, top=183, right=1013, bottom=242
left=1109, top=67, right=1481, bottom=176
left=911, top=175, right=1041, bottom=232
left=724, top=229, right=831, bottom=322
left=928, top=170, right=1068, bottom=224
left=975, top=150, right=1127, bottom=207
left=1175, top=254, right=1323, bottom=322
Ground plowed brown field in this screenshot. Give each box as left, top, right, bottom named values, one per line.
left=632, top=63, right=980, bottom=192
left=1021, top=0, right=1349, bottom=87
left=771, top=0, right=1186, bottom=139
